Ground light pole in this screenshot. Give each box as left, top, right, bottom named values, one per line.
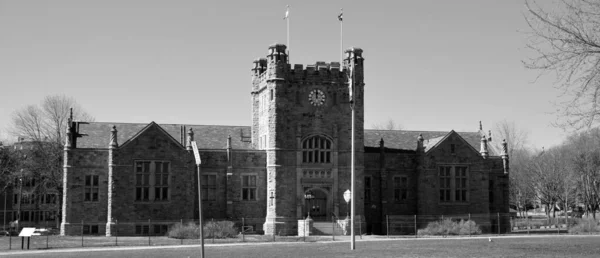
left=17, top=170, right=23, bottom=232
left=304, top=191, right=314, bottom=220
left=343, top=189, right=351, bottom=219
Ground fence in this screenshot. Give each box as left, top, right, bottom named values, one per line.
left=1, top=213, right=597, bottom=251
left=0, top=216, right=364, bottom=251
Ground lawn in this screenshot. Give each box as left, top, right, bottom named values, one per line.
left=2, top=235, right=600, bottom=257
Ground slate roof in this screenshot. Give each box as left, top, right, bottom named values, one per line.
left=363, top=129, right=499, bottom=156
left=76, top=122, right=253, bottom=150
left=75, top=122, right=498, bottom=155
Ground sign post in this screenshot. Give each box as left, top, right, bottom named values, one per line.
left=191, top=141, right=204, bottom=258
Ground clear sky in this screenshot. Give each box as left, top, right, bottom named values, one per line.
left=0, top=0, right=566, bottom=149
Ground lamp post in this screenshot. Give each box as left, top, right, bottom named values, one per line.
left=343, top=189, right=351, bottom=219
left=17, top=170, right=23, bottom=232
left=304, top=191, right=314, bottom=220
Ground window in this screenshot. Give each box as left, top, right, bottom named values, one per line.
left=450, top=144, right=456, bottom=154
left=154, top=224, right=169, bottom=235
left=135, top=225, right=150, bottom=235
left=364, top=177, right=372, bottom=202
left=489, top=180, right=494, bottom=203
left=242, top=175, right=257, bottom=201
left=302, top=135, right=332, bottom=163
left=154, top=162, right=169, bottom=201
left=201, top=174, right=217, bottom=201
left=83, top=225, right=99, bottom=235
left=270, top=89, right=274, bottom=101
left=85, top=175, right=99, bottom=202
left=135, top=161, right=170, bottom=202
left=439, top=167, right=452, bottom=202
left=455, top=167, right=467, bottom=202
left=393, top=176, right=408, bottom=202
left=439, top=166, right=468, bottom=203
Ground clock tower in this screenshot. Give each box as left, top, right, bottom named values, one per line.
left=251, top=44, right=365, bottom=235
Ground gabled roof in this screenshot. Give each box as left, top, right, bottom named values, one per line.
left=363, top=129, right=498, bottom=156
left=75, top=122, right=253, bottom=150
left=423, top=130, right=480, bottom=154
left=119, top=122, right=185, bottom=150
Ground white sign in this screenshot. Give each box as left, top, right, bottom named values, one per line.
left=19, top=227, right=36, bottom=237
left=343, top=189, right=352, bottom=203
left=191, top=141, right=201, bottom=165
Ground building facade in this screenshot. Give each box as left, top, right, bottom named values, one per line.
left=58, top=44, right=509, bottom=236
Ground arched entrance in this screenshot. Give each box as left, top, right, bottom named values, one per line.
left=305, top=188, right=328, bottom=221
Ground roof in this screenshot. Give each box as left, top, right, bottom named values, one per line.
left=364, top=129, right=498, bottom=156
left=75, top=122, right=497, bottom=155
left=75, top=122, right=252, bottom=149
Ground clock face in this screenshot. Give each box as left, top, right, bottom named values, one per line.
left=308, top=89, right=326, bottom=106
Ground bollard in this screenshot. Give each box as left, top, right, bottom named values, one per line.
left=272, top=218, right=275, bottom=242
left=414, top=215, right=418, bottom=238
left=180, top=219, right=183, bottom=245
left=468, top=213, right=471, bottom=237
left=359, top=218, right=362, bottom=239
left=332, top=216, right=335, bottom=241
left=497, top=213, right=500, bottom=235
left=46, top=220, right=49, bottom=249
left=116, top=219, right=119, bottom=246
left=303, top=218, right=306, bottom=242
left=148, top=219, right=151, bottom=246
left=386, top=215, right=389, bottom=238
left=81, top=220, right=84, bottom=247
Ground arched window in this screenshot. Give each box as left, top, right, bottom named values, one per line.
left=302, top=135, right=332, bottom=163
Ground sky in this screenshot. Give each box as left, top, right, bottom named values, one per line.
left=0, top=0, right=567, bottom=149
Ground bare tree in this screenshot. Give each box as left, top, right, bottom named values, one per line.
left=528, top=147, right=568, bottom=218
left=8, top=95, right=94, bottom=225
left=371, top=119, right=403, bottom=130
left=493, top=120, right=534, bottom=216
left=523, top=0, right=600, bottom=129
left=565, top=128, right=600, bottom=218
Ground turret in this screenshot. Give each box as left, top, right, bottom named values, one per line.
left=501, top=139, right=509, bottom=175
left=266, top=43, right=288, bottom=80
left=480, top=135, right=489, bottom=159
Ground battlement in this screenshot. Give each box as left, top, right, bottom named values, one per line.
left=252, top=44, right=363, bottom=84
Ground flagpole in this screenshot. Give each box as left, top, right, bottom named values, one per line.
left=286, top=5, right=290, bottom=62
left=350, top=54, right=356, bottom=251
left=340, top=8, right=343, bottom=65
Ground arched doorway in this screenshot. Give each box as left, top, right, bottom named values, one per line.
left=305, top=189, right=328, bottom=221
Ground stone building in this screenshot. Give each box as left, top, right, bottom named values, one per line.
left=59, top=44, right=509, bottom=236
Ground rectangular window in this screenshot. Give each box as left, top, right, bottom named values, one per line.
left=201, top=174, right=217, bottom=201
left=455, top=166, right=468, bottom=202
left=83, top=225, right=99, bottom=235
left=439, top=167, right=452, bottom=202
left=85, top=175, right=99, bottom=202
left=393, top=176, right=408, bottom=202
left=135, top=225, right=150, bottom=235
left=242, top=175, right=257, bottom=201
left=364, top=177, right=372, bottom=202
left=439, top=166, right=468, bottom=203
left=154, top=162, right=169, bottom=201
left=135, top=161, right=170, bottom=202
left=489, top=180, right=494, bottom=203
left=154, top=225, right=169, bottom=235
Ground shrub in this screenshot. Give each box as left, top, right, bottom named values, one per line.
left=168, top=220, right=239, bottom=239
left=168, top=222, right=200, bottom=239
left=204, top=220, right=239, bottom=238
left=417, top=219, right=481, bottom=236
left=568, top=218, right=600, bottom=234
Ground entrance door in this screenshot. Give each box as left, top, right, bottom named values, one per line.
left=305, top=189, right=328, bottom=221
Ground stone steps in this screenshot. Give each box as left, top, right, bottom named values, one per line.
left=312, top=221, right=345, bottom=235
